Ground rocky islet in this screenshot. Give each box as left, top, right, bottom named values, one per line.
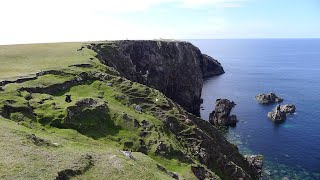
left=255, top=92, right=283, bottom=104
left=208, top=98, right=238, bottom=127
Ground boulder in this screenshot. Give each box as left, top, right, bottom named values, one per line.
left=255, top=93, right=283, bottom=104
left=209, top=99, right=238, bottom=126
left=135, top=105, right=142, bottom=113
left=120, top=150, right=136, bottom=160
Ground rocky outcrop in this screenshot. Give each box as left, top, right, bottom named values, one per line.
left=244, top=155, right=263, bottom=177
left=88, top=40, right=224, bottom=116
left=268, top=105, right=287, bottom=121
left=50, top=98, right=111, bottom=136
left=280, top=104, right=296, bottom=113
left=156, top=164, right=179, bottom=180
left=27, top=134, right=58, bottom=147
left=191, top=165, right=217, bottom=180
left=256, top=93, right=283, bottom=104
left=268, top=104, right=296, bottom=121
left=201, top=54, right=225, bottom=78
left=209, top=99, right=238, bottom=126
left=184, top=114, right=260, bottom=179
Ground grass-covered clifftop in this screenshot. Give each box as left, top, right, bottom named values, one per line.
left=0, top=41, right=258, bottom=179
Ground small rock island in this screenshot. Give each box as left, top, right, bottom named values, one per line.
left=209, top=99, right=238, bottom=126
left=268, top=104, right=296, bottom=121
left=255, top=93, right=283, bottom=104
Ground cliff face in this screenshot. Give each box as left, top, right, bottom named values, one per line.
left=88, top=40, right=224, bottom=116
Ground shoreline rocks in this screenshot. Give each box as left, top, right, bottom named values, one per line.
left=256, top=93, right=283, bottom=104
left=209, top=99, right=238, bottom=126
left=244, top=155, right=263, bottom=177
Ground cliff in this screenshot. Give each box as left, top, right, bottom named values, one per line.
left=88, top=40, right=224, bottom=116
left=0, top=42, right=260, bottom=179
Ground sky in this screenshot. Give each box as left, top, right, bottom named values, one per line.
left=0, top=0, right=319, bottom=44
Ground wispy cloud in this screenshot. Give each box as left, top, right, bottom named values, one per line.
left=176, top=0, right=248, bottom=8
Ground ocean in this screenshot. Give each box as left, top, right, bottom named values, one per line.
left=190, top=39, right=320, bottom=179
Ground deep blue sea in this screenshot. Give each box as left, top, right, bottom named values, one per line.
left=190, top=39, right=320, bottom=179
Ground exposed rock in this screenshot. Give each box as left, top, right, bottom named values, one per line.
left=164, top=111, right=260, bottom=179
left=138, top=139, right=148, bottom=154
left=77, top=46, right=84, bottom=51
left=280, top=104, right=296, bottom=113
left=120, top=150, right=136, bottom=160
left=268, top=105, right=287, bottom=121
left=191, top=165, right=217, bottom=180
left=27, top=134, right=58, bottom=147
left=209, top=99, right=238, bottom=126
left=122, top=113, right=131, bottom=122
left=244, top=155, right=263, bottom=177
left=141, top=119, right=149, bottom=127
left=51, top=98, right=110, bottom=135
left=156, top=164, right=179, bottom=180
left=139, top=131, right=148, bottom=137
left=55, top=154, right=94, bottom=180
left=88, top=40, right=224, bottom=116
left=65, top=95, right=72, bottom=103
left=255, top=93, right=283, bottom=104
left=0, top=104, right=34, bottom=121
left=114, top=95, right=126, bottom=100
left=135, top=105, right=142, bottom=113
left=201, top=54, right=225, bottom=78
left=138, top=145, right=148, bottom=154
left=133, top=119, right=140, bottom=128
left=155, top=141, right=169, bottom=154
left=68, top=63, right=93, bottom=68
left=268, top=104, right=296, bottom=121
left=20, top=72, right=93, bottom=95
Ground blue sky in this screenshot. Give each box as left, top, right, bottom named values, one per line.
left=0, top=0, right=319, bottom=44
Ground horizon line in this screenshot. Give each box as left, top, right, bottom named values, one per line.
left=1, top=37, right=320, bottom=46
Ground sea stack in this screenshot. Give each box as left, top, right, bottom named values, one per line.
left=209, top=99, right=238, bottom=126
left=268, top=104, right=296, bottom=121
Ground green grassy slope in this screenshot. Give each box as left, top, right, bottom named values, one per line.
left=0, top=117, right=174, bottom=180
left=0, top=43, right=205, bottom=179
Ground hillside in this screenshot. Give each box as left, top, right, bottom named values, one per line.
left=0, top=41, right=259, bottom=179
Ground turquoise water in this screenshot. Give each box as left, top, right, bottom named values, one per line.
left=191, top=39, right=320, bottom=179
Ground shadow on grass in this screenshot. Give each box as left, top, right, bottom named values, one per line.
left=50, top=110, right=121, bottom=139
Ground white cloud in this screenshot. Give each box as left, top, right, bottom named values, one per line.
left=0, top=0, right=248, bottom=44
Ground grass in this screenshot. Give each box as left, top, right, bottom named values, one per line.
left=0, top=42, right=94, bottom=80
left=0, top=117, right=174, bottom=180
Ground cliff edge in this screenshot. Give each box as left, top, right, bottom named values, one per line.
left=88, top=40, right=224, bottom=116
